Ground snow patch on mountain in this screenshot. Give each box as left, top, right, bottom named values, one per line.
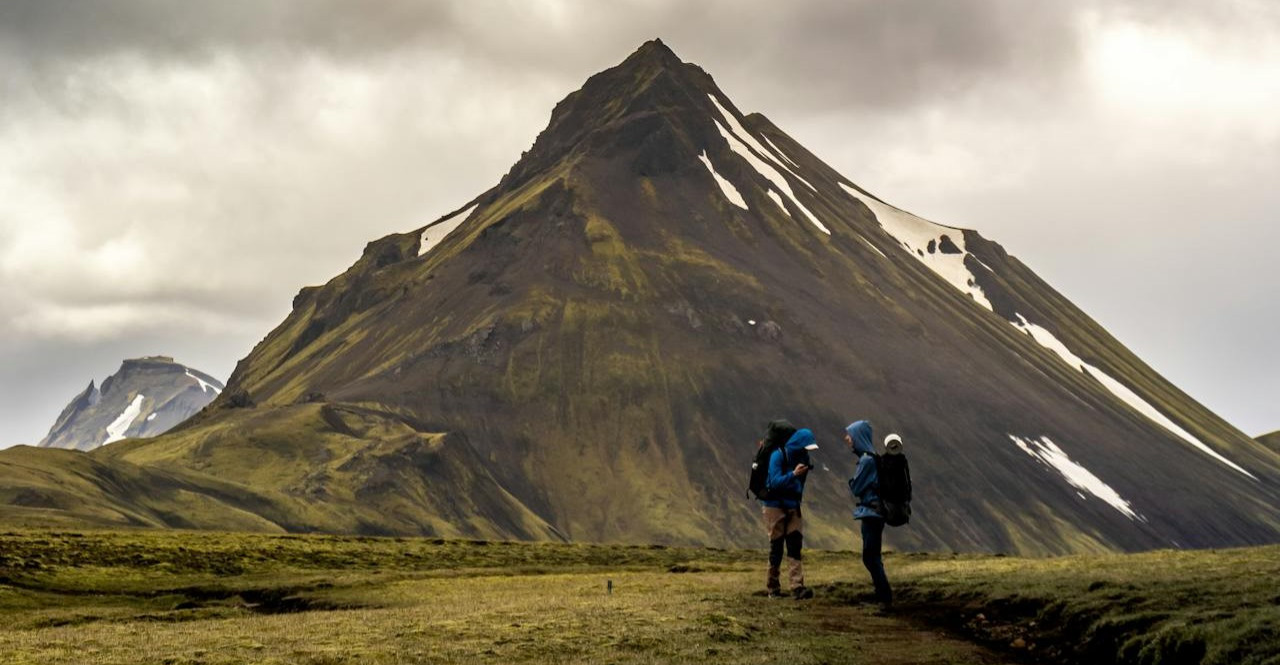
left=708, top=95, right=818, bottom=193
left=860, top=237, right=888, bottom=259
left=1011, top=435, right=1142, bottom=521
left=185, top=370, right=222, bottom=395
left=1012, top=315, right=1256, bottom=480
left=714, top=120, right=829, bottom=234
left=761, top=134, right=801, bottom=170
left=839, top=183, right=991, bottom=309
left=697, top=151, right=747, bottom=209
left=765, top=190, right=788, bottom=216
left=418, top=204, right=478, bottom=257
left=103, top=394, right=145, bottom=445
left=831, top=178, right=1245, bottom=481
left=709, top=97, right=782, bottom=168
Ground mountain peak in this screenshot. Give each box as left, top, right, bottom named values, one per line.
left=496, top=39, right=711, bottom=188
left=38, top=357, right=223, bottom=451
left=122, top=355, right=177, bottom=368
left=621, top=38, right=682, bottom=68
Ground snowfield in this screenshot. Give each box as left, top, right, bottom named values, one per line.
left=418, top=204, right=478, bottom=257
left=697, top=151, right=748, bottom=209
left=831, top=176, right=1252, bottom=481
left=185, top=370, right=222, bottom=395
left=707, top=94, right=829, bottom=235
left=103, top=395, right=145, bottom=445
left=715, top=119, right=828, bottom=234
left=1011, top=434, right=1143, bottom=521
left=1011, top=315, right=1255, bottom=480
left=839, top=183, right=991, bottom=309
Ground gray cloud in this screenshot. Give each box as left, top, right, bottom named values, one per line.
left=2, top=1, right=1278, bottom=446
left=1, top=1, right=1085, bottom=108
left=0, top=0, right=457, bottom=60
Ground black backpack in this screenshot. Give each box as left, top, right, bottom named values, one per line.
left=874, top=452, right=913, bottom=527
left=747, top=420, right=796, bottom=500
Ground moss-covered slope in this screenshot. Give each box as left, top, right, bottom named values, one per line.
left=1258, top=431, right=1280, bottom=454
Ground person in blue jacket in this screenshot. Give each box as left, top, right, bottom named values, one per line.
left=763, top=428, right=818, bottom=599
left=846, top=420, right=892, bottom=607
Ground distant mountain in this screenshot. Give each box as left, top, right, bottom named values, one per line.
left=37, top=357, right=223, bottom=451
left=3, top=41, right=1279, bottom=553
left=1260, top=431, right=1280, bottom=454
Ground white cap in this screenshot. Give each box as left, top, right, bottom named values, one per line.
left=884, top=434, right=903, bottom=455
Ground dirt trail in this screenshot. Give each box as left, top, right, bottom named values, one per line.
left=742, top=591, right=1018, bottom=665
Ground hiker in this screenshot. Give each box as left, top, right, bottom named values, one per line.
left=749, top=420, right=795, bottom=595
left=763, top=427, right=819, bottom=599
left=846, top=420, right=893, bottom=607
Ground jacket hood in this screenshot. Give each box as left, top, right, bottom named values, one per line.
left=785, top=428, right=815, bottom=454
left=847, top=421, right=874, bottom=456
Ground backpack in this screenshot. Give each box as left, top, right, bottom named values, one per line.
left=874, top=452, right=913, bottom=527
left=747, top=420, right=796, bottom=500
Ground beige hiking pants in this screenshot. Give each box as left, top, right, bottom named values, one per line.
left=763, top=506, right=805, bottom=591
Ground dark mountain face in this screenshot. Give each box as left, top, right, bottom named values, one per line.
left=37, top=357, right=224, bottom=451
left=6, top=41, right=1279, bottom=553
left=1260, top=432, right=1280, bottom=454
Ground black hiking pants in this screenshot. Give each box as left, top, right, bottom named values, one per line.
left=861, top=516, right=892, bottom=605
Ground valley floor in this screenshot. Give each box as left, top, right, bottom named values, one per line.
left=0, top=531, right=1276, bottom=664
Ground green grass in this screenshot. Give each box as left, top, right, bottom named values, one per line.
left=0, top=530, right=1002, bottom=665
left=831, top=546, right=1280, bottom=665
left=1, top=530, right=1277, bottom=665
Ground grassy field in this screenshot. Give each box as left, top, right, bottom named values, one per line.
left=0, top=531, right=1276, bottom=665
left=843, top=546, right=1280, bottom=665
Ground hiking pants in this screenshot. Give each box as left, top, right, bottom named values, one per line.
left=763, top=506, right=804, bottom=591
left=860, top=516, right=892, bottom=604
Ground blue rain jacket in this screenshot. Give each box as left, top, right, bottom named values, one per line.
left=847, top=421, right=883, bottom=520
left=762, top=428, right=814, bottom=509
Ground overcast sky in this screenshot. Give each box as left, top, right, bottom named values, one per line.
left=1, top=0, right=1277, bottom=447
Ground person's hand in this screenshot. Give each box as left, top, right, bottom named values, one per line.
left=794, top=463, right=810, bottom=477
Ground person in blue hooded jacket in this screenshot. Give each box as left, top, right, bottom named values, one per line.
left=762, top=428, right=817, bottom=599
left=846, top=420, right=892, bottom=607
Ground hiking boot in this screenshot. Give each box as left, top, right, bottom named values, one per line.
left=792, top=586, right=814, bottom=600
left=766, top=588, right=786, bottom=599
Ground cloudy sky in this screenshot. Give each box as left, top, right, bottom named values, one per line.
left=1, top=0, right=1277, bottom=446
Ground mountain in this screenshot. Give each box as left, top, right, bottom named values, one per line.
left=1260, top=431, right=1280, bottom=454
left=4, top=40, right=1279, bottom=553
left=37, top=356, right=224, bottom=451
